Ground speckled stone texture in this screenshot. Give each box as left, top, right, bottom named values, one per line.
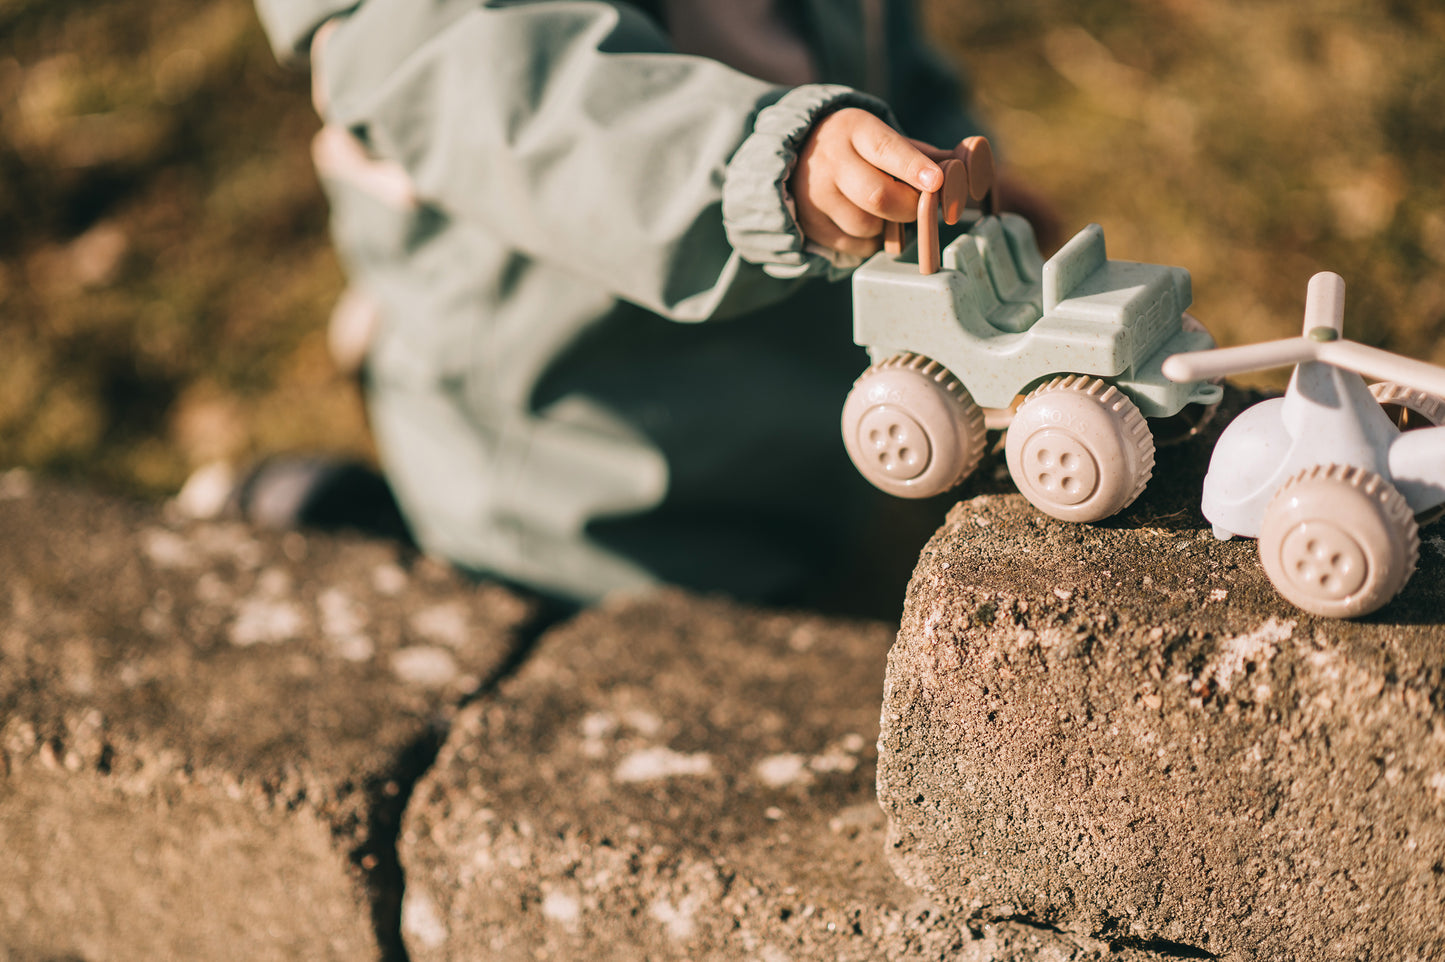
left=398, top=590, right=1175, bottom=962
left=878, top=437, right=1445, bottom=959
left=0, top=477, right=532, bottom=962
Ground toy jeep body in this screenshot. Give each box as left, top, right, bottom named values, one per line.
left=853, top=214, right=1208, bottom=416
left=842, top=209, right=1222, bottom=523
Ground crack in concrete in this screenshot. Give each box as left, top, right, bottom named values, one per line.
left=359, top=595, right=579, bottom=961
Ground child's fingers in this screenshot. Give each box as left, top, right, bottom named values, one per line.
left=792, top=144, right=885, bottom=249
left=789, top=108, right=948, bottom=258
left=815, top=198, right=885, bottom=244
left=847, top=112, right=942, bottom=193
left=833, top=162, right=921, bottom=225
left=796, top=200, right=883, bottom=259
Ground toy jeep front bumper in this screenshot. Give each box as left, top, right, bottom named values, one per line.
left=1112, top=326, right=1223, bottom=418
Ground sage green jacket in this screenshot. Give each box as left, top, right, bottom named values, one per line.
left=255, top=0, right=981, bottom=602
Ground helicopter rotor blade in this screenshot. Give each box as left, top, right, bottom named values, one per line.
left=1302, top=271, right=1346, bottom=337
left=1163, top=270, right=1445, bottom=400
left=1315, top=340, right=1445, bottom=399
left=1162, top=337, right=1321, bottom=384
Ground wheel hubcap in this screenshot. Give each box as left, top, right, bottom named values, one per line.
left=1018, top=430, right=1097, bottom=505
left=858, top=406, right=932, bottom=480
left=1279, top=521, right=1367, bottom=599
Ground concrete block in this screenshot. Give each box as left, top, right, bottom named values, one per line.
left=0, top=478, right=532, bottom=961
left=399, top=590, right=1174, bottom=961
left=878, top=462, right=1445, bottom=959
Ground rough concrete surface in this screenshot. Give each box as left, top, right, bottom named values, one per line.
left=398, top=589, right=1176, bottom=962
left=8, top=391, right=1443, bottom=962
left=0, top=475, right=533, bottom=962
left=878, top=422, right=1445, bottom=960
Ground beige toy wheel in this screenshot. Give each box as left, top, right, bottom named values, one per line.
left=1258, top=464, right=1418, bottom=619
left=1369, top=380, right=1445, bottom=431
left=841, top=353, right=986, bottom=499
left=1369, top=381, right=1445, bottom=526
left=1004, top=376, right=1155, bottom=522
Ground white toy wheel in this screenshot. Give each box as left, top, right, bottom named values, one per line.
left=1369, top=380, right=1445, bottom=431
left=1258, top=464, right=1418, bottom=619
left=841, top=353, right=987, bottom=499
left=1004, top=376, right=1155, bottom=522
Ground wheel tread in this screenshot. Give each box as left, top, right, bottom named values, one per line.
left=1021, top=375, right=1155, bottom=509
left=1368, top=381, right=1445, bottom=428
left=1274, top=463, right=1419, bottom=575
left=847, top=352, right=987, bottom=495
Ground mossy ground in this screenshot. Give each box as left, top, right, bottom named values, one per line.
left=3, top=0, right=1444, bottom=497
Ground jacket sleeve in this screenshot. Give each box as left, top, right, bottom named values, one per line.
left=311, top=0, right=895, bottom=322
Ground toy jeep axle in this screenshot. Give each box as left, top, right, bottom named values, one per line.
left=841, top=141, right=1222, bottom=523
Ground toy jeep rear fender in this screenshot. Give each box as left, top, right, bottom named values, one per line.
left=851, top=213, right=1208, bottom=417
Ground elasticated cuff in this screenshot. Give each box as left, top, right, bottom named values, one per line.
left=721, top=84, right=898, bottom=280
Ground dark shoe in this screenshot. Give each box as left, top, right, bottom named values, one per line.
left=230, top=455, right=411, bottom=543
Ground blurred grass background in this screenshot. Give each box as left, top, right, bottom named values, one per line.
left=2, top=0, right=1444, bottom=498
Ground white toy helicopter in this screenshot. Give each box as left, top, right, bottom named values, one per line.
left=1162, top=271, right=1445, bottom=618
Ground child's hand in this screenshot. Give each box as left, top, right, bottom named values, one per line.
left=790, top=108, right=944, bottom=259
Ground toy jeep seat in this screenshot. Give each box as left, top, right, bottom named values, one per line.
left=943, top=216, right=1043, bottom=334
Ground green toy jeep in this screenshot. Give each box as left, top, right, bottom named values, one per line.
left=842, top=149, right=1221, bottom=523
